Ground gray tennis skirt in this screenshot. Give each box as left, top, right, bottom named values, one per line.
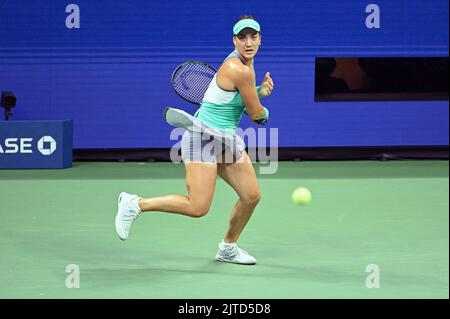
left=180, top=130, right=246, bottom=163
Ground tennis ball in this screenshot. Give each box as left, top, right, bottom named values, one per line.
left=292, top=187, right=312, bottom=205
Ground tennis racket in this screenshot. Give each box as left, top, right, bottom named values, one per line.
left=171, top=61, right=217, bottom=105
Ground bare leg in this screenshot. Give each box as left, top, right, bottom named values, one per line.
left=217, top=152, right=261, bottom=243
left=138, top=162, right=217, bottom=218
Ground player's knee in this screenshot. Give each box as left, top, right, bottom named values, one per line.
left=190, top=203, right=211, bottom=218
left=241, top=191, right=261, bottom=206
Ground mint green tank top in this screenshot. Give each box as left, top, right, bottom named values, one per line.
left=194, top=51, right=259, bottom=131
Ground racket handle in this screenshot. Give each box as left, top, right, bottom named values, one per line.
left=252, top=107, right=269, bottom=126
left=253, top=118, right=268, bottom=126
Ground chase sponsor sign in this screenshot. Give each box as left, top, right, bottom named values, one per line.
left=0, top=120, right=73, bottom=169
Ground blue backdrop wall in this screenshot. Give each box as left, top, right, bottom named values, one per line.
left=0, top=0, right=448, bottom=148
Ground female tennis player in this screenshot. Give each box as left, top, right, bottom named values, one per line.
left=115, top=15, right=274, bottom=265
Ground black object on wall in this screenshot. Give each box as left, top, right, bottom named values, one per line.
left=1, top=91, right=17, bottom=121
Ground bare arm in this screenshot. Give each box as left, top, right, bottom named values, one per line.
left=231, top=65, right=266, bottom=120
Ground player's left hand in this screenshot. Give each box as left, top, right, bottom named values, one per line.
left=260, top=72, right=274, bottom=97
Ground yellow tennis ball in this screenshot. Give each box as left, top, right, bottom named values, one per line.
left=292, top=187, right=312, bottom=205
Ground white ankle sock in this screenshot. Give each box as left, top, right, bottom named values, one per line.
left=131, top=197, right=142, bottom=213
left=221, top=240, right=236, bottom=247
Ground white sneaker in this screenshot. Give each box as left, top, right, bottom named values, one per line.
left=115, top=192, right=141, bottom=241
left=215, top=241, right=256, bottom=265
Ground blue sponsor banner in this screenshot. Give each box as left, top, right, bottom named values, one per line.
left=0, top=120, right=73, bottom=169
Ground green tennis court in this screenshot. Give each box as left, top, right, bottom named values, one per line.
left=0, top=161, right=448, bottom=299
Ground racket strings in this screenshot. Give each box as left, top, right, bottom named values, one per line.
left=172, top=62, right=216, bottom=105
